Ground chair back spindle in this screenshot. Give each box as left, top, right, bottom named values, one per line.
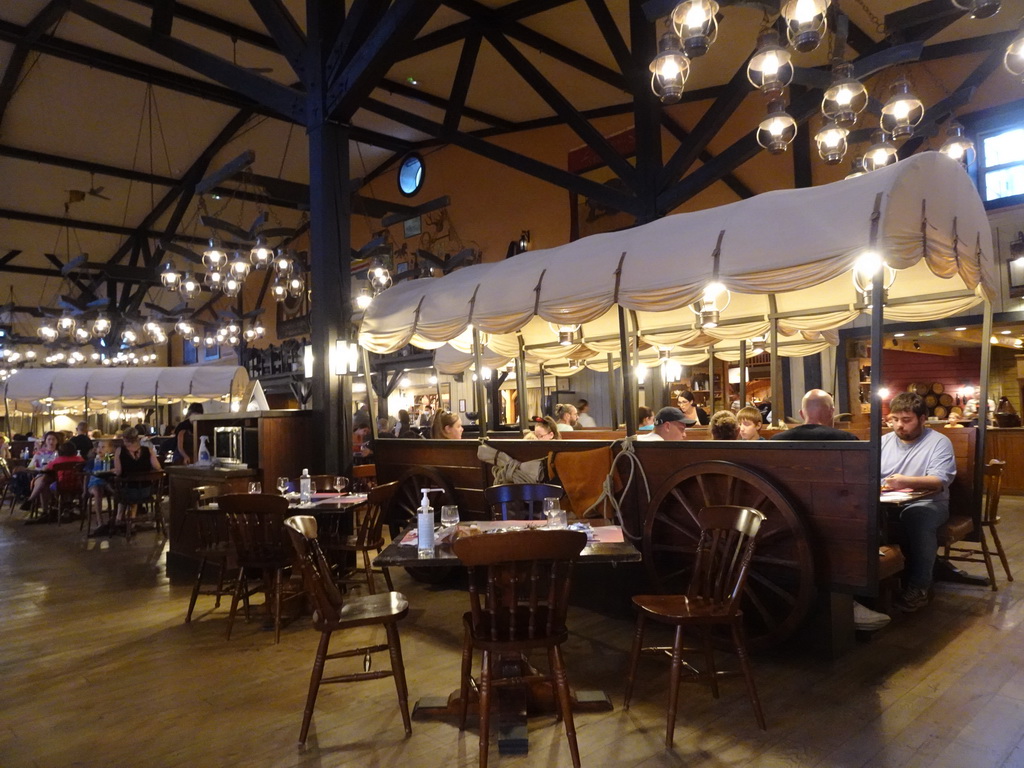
left=688, top=506, right=764, bottom=612
left=484, top=482, right=563, bottom=521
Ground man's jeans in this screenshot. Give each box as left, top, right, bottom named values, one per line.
left=898, top=499, right=949, bottom=590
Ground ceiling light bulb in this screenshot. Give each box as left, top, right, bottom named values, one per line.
left=1006, top=26, right=1024, bottom=80
left=649, top=31, right=690, bottom=104
left=781, top=0, right=829, bottom=52
left=939, top=122, right=976, bottom=165
left=756, top=100, right=797, bottom=154
left=880, top=77, right=924, bottom=139
left=815, top=120, right=849, bottom=165
left=671, top=0, right=719, bottom=58
left=202, top=239, right=227, bottom=270
left=746, top=30, right=792, bottom=97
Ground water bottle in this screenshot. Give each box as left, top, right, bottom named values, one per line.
left=417, top=488, right=443, bottom=558
left=299, top=468, right=312, bottom=505
left=21, top=446, right=29, bottom=460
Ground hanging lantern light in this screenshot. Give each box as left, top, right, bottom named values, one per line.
left=243, top=324, right=259, bottom=343
left=203, top=331, right=218, bottom=348
left=671, top=0, right=719, bottom=58
left=270, top=277, right=288, bottom=301
left=939, top=122, right=976, bottom=165
left=845, top=156, right=867, bottom=179
left=356, top=286, right=373, bottom=310
left=368, top=258, right=391, bottom=292
left=190, top=332, right=202, bottom=346
left=287, top=275, right=305, bottom=299
left=880, top=77, right=924, bottom=139
left=951, top=0, right=1001, bottom=19
left=37, top=323, right=59, bottom=343
left=1006, top=24, right=1024, bottom=81
left=252, top=318, right=266, bottom=338
left=223, top=276, right=243, bottom=298
left=179, top=273, right=201, bottom=300
left=56, top=315, right=77, bottom=337
left=174, top=318, right=194, bottom=337
left=863, top=131, right=898, bottom=171
left=202, top=238, right=228, bottom=271
left=756, top=99, right=797, bottom=155
left=227, top=251, right=251, bottom=280
left=91, top=314, right=111, bottom=338
left=121, top=326, right=138, bottom=346
left=814, top=120, right=849, bottom=165
left=205, top=270, right=226, bottom=290
left=649, top=30, right=690, bottom=104
left=273, top=252, right=294, bottom=277
left=159, top=261, right=181, bottom=290
left=548, top=322, right=582, bottom=346
left=690, top=281, right=731, bottom=329
left=746, top=29, right=793, bottom=97
left=821, top=61, right=868, bottom=129
left=249, top=236, right=273, bottom=268
left=781, top=0, right=830, bottom=53
left=852, top=250, right=897, bottom=306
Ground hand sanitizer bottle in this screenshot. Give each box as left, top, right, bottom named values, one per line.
left=196, top=435, right=212, bottom=466
left=299, top=468, right=312, bottom=505
left=417, top=488, right=443, bottom=558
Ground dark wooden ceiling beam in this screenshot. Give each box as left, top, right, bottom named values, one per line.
left=326, top=0, right=441, bottom=123
left=585, top=0, right=634, bottom=78
left=126, top=0, right=277, bottom=50
left=150, top=0, right=175, bottom=36
left=485, top=30, right=639, bottom=189
left=0, top=206, right=213, bottom=244
left=364, top=97, right=642, bottom=216
left=248, top=0, right=307, bottom=79
left=0, top=250, right=21, bottom=266
left=0, top=263, right=159, bottom=283
left=325, top=0, right=386, bottom=88
left=0, top=1, right=70, bottom=129
left=443, top=34, right=483, bottom=137
left=68, top=0, right=305, bottom=123
left=378, top=75, right=516, bottom=131
left=659, top=115, right=754, bottom=199
left=0, top=145, right=175, bottom=187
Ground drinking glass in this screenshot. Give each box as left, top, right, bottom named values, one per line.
left=440, top=505, right=460, bottom=528
left=543, top=497, right=566, bottom=528
left=308, top=480, right=317, bottom=496
left=276, top=477, right=289, bottom=495
left=334, top=476, right=348, bottom=493
left=248, top=481, right=262, bottom=494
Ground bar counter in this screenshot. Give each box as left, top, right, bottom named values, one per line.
left=165, top=465, right=258, bottom=579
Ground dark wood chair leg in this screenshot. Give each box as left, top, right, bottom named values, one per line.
left=550, top=645, right=581, bottom=768
left=384, top=621, right=412, bottom=735
left=623, top=611, right=646, bottom=709
left=225, top=573, right=244, bottom=640
left=478, top=649, right=491, bottom=768
left=666, top=625, right=685, bottom=748
left=977, top=529, right=998, bottom=591
left=185, top=556, right=208, bottom=623
left=702, top=629, right=719, bottom=698
left=989, top=524, right=1014, bottom=582
left=459, top=627, right=473, bottom=730
left=299, top=630, right=332, bottom=744
left=362, top=550, right=376, bottom=594
left=273, top=568, right=283, bottom=644
left=732, top=620, right=766, bottom=730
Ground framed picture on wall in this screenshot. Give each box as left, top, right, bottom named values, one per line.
left=459, top=398, right=466, bottom=413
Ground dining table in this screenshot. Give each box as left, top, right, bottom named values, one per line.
left=374, top=518, right=641, bottom=756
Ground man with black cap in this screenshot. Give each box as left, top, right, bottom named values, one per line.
left=637, top=406, right=687, bottom=441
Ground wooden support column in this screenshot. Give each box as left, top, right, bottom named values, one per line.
left=739, top=339, right=747, bottom=406
left=472, top=328, right=487, bottom=432
left=769, top=294, right=783, bottom=425
left=517, top=339, right=528, bottom=433
left=618, top=307, right=636, bottom=434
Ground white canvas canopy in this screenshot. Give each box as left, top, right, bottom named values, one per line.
left=361, top=153, right=995, bottom=372
left=2, top=366, right=249, bottom=412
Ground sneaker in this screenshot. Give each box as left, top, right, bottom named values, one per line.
left=895, top=587, right=930, bottom=613
left=853, top=601, right=891, bottom=630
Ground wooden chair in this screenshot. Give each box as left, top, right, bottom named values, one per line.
left=284, top=515, right=412, bottom=745
left=352, top=462, right=376, bottom=490
left=319, top=481, right=397, bottom=594
left=220, top=493, right=301, bottom=643
left=0, top=458, right=16, bottom=512
left=54, top=464, right=87, bottom=526
left=939, top=459, right=1011, bottom=590
left=453, top=529, right=588, bottom=768
left=184, top=484, right=237, bottom=623
left=113, top=470, right=166, bottom=539
left=484, top=482, right=563, bottom=521
left=624, top=505, right=767, bottom=745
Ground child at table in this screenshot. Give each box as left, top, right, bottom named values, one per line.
left=84, top=440, right=114, bottom=536
left=35, top=442, right=85, bottom=514
left=19, top=431, right=62, bottom=513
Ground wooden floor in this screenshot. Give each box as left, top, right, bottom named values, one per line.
left=2, top=504, right=1024, bottom=768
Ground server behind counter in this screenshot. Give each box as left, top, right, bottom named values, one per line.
left=172, top=403, right=204, bottom=465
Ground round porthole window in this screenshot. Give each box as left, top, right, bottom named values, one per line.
left=397, top=153, right=424, bottom=196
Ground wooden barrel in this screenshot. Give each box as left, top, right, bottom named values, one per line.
left=931, top=382, right=944, bottom=394
left=939, top=393, right=953, bottom=406
left=924, top=394, right=939, bottom=409
left=933, top=405, right=948, bottom=419
left=911, top=383, right=929, bottom=396
left=950, top=405, right=963, bottom=416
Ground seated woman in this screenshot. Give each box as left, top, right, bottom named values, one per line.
left=84, top=440, right=115, bottom=536
left=19, top=431, right=62, bottom=513
left=677, top=390, right=710, bottom=426
left=524, top=415, right=561, bottom=440
left=111, top=427, right=163, bottom=532
left=431, top=410, right=464, bottom=439
left=709, top=410, right=739, bottom=440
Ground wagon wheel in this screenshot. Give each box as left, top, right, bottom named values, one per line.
left=644, top=460, right=814, bottom=650
left=390, top=466, right=457, bottom=584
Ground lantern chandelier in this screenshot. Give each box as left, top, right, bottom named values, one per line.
left=650, top=0, right=1002, bottom=169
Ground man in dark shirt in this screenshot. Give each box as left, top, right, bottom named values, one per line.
left=68, top=421, right=93, bottom=456
left=769, top=390, right=859, bottom=441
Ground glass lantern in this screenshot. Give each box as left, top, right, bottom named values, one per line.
left=746, top=30, right=792, bottom=97
left=821, top=62, right=867, bottom=129
left=671, top=0, right=719, bottom=58
left=756, top=101, right=797, bottom=154
left=649, top=31, right=690, bottom=104
left=781, top=0, right=830, bottom=53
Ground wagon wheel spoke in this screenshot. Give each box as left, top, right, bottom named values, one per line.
left=669, top=487, right=702, bottom=529
left=750, top=554, right=801, bottom=570
left=694, top=474, right=713, bottom=510
left=740, top=580, right=781, bottom=630
left=746, top=569, right=798, bottom=605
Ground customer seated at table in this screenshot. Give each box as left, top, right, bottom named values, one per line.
left=111, top=427, right=162, bottom=529
left=637, top=406, right=655, bottom=432
left=769, top=390, right=858, bottom=441
left=709, top=410, right=739, bottom=440
left=677, top=390, right=709, bottom=426
left=394, top=409, right=421, bottom=438
left=524, top=415, right=561, bottom=440
left=84, top=440, right=114, bottom=534
left=553, top=403, right=578, bottom=432
left=431, top=410, right=464, bottom=439
left=19, top=431, right=62, bottom=511
left=0, top=434, right=10, bottom=460
left=637, top=407, right=687, bottom=441
left=39, top=442, right=86, bottom=510
left=737, top=406, right=766, bottom=440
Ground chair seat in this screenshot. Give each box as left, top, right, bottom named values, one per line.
left=633, top=594, right=739, bottom=623
left=878, top=545, right=905, bottom=581
left=316, top=590, right=409, bottom=630
left=938, top=515, right=973, bottom=545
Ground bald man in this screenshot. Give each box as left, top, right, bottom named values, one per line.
left=770, top=389, right=858, bottom=441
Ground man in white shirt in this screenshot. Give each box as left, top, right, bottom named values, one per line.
left=554, top=403, right=578, bottom=432
left=637, top=407, right=687, bottom=441
left=575, top=399, right=597, bottom=428
left=881, top=392, right=956, bottom=613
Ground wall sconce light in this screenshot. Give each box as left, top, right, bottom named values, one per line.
left=303, top=344, right=313, bottom=379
